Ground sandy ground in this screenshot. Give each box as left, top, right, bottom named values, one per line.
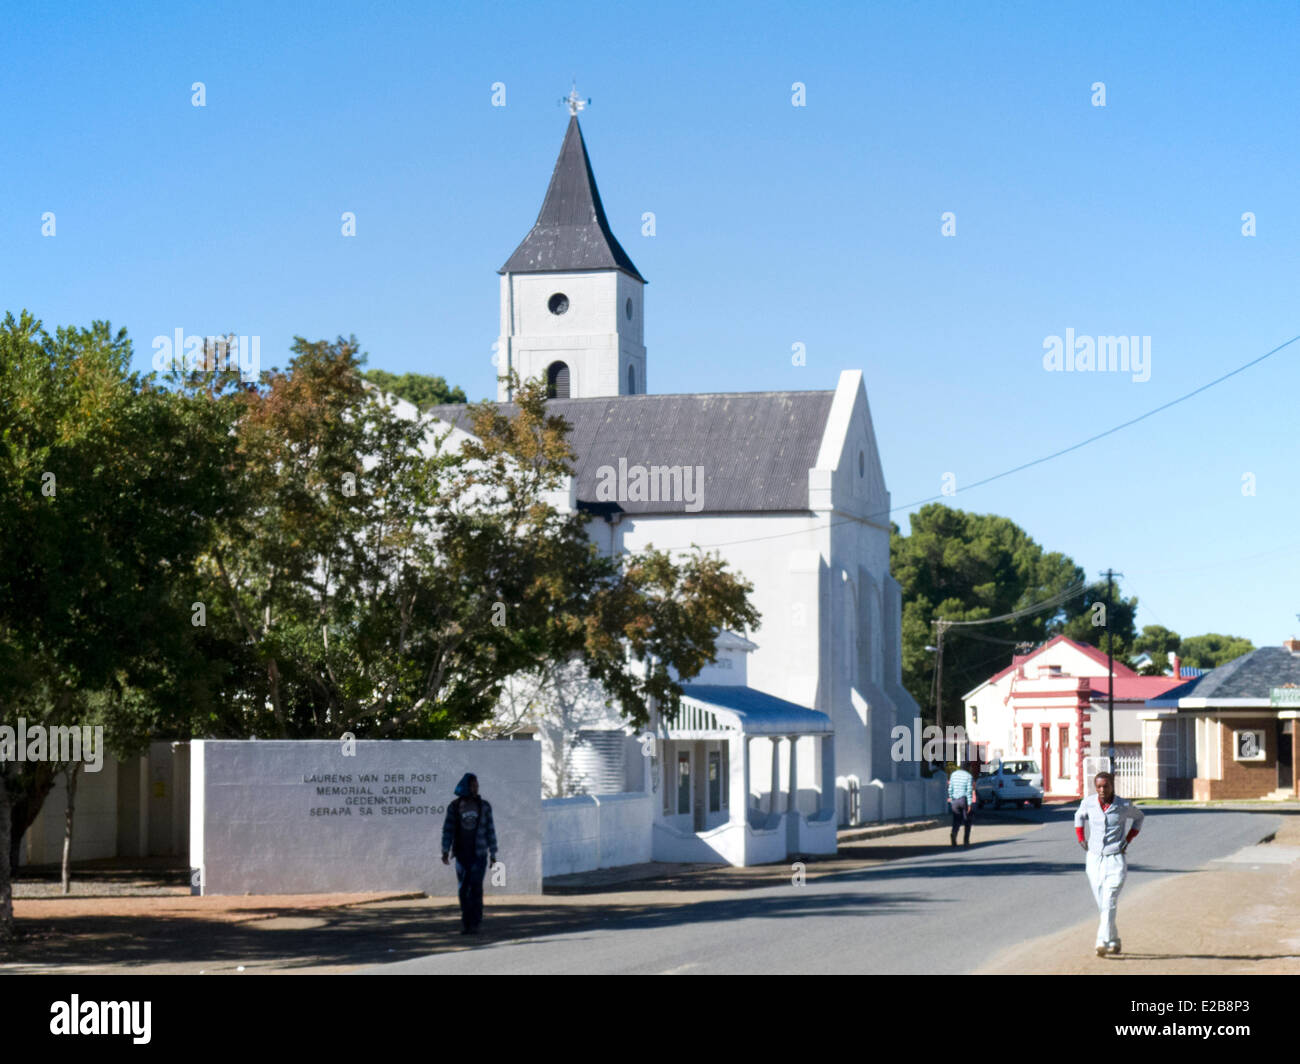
left=976, top=817, right=1300, bottom=974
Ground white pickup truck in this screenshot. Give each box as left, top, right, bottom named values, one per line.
left=975, top=759, right=1044, bottom=809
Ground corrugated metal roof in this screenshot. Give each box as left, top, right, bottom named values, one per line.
left=499, top=116, right=644, bottom=282
left=679, top=684, right=832, bottom=734
left=428, top=391, right=835, bottom=514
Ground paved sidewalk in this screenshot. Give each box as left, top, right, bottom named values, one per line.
left=976, top=813, right=1300, bottom=974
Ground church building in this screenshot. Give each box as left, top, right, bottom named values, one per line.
left=423, top=104, right=935, bottom=868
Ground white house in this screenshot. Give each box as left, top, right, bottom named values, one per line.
left=961, top=635, right=1186, bottom=798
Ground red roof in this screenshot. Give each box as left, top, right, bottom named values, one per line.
left=978, top=634, right=1138, bottom=690
left=1086, top=675, right=1185, bottom=701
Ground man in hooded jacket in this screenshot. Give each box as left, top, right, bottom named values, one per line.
left=441, top=772, right=499, bottom=934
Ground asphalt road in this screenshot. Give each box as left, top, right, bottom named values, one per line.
left=360, top=806, right=1283, bottom=975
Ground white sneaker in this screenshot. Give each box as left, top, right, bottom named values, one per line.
left=1108, top=940, right=1121, bottom=955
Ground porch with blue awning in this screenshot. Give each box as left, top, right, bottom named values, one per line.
left=650, top=684, right=836, bottom=866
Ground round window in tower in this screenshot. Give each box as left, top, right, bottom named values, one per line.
left=625, top=297, right=633, bottom=320
left=548, top=292, right=569, bottom=315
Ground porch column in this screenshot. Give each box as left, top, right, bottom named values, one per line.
left=819, top=733, right=835, bottom=816
left=728, top=734, right=749, bottom=825
left=786, top=735, right=800, bottom=853
left=769, top=736, right=782, bottom=814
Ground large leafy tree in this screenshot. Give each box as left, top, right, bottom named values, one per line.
left=1178, top=633, right=1255, bottom=669
left=0, top=311, right=242, bottom=941
left=202, top=341, right=758, bottom=738
left=891, top=504, right=1137, bottom=726
left=361, top=368, right=467, bottom=408
left=1133, top=624, right=1183, bottom=673
left=1130, top=626, right=1255, bottom=674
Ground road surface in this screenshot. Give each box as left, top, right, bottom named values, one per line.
left=361, top=806, right=1281, bottom=975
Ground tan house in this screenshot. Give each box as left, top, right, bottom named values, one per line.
left=1143, top=639, right=1300, bottom=801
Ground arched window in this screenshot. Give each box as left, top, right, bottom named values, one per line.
left=627, top=365, right=636, bottom=394
left=546, top=361, right=570, bottom=399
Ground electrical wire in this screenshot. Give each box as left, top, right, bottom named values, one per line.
left=667, top=331, right=1300, bottom=554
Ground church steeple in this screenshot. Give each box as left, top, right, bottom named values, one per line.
left=497, top=111, right=647, bottom=401
left=499, top=116, right=644, bottom=282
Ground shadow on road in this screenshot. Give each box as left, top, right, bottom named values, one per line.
left=4, top=885, right=937, bottom=972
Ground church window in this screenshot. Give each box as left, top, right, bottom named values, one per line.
left=625, top=297, right=633, bottom=320
left=547, top=292, right=569, bottom=315
left=627, top=365, right=635, bottom=394
left=546, top=361, right=570, bottom=399
left=858, top=450, right=865, bottom=477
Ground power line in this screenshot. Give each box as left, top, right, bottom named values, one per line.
left=670, top=331, right=1300, bottom=554
left=883, top=331, right=1300, bottom=517
left=939, top=580, right=1090, bottom=628
left=1141, top=536, right=1300, bottom=577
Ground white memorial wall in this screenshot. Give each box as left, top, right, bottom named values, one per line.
left=190, top=739, right=542, bottom=895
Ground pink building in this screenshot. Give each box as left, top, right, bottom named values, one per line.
left=962, top=636, right=1186, bottom=798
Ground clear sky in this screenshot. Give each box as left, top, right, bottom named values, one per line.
left=3, top=1, right=1297, bottom=650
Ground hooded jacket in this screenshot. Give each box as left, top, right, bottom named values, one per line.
left=441, top=773, right=498, bottom=863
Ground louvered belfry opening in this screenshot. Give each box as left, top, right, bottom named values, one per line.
left=547, top=360, right=570, bottom=398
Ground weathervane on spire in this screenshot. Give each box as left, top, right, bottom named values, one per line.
left=561, top=81, right=589, bottom=116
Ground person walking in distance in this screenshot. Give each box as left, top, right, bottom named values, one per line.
left=441, top=773, right=498, bottom=934
left=1075, top=771, right=1144, bottom=956
left=947, top=760, right=976, bottom=847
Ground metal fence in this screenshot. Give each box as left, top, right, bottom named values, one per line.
left=1084, top=750, right=1149, bottom=797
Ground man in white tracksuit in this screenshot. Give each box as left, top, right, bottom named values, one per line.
left=1074, top=771, right=1144, bottom=956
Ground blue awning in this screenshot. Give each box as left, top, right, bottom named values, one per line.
left=672, top=685, right=832, bottom=736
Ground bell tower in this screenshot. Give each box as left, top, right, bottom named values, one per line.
left=497, top=95, right=645, bottom=400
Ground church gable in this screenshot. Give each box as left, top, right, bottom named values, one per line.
left=809, top=370, right=890, bottom=517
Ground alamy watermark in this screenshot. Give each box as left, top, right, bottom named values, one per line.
left=890, top=717, right=971, bottom=763
left=152, top=329, right=260, bottom=382
left=0, top=718, right=104, bottom=771
left=1042, top=330, right=1150, bottom=382
left=594, top=457, right=704, bottom=512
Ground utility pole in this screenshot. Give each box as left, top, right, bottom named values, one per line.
left=1101, top=569, right=1123, bottom=766
left=932, top=618, right=949, bottom=734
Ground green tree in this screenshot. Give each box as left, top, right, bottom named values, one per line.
left=1057, top=583, right=1139, bottom=662
left=202, top=343, right=757, bottom=738
left=361, top=368, right=467, bottom=408
left=0, top=311, right=241, bottom=942
left=891, top=504, right=1135, bottom=727
left=1132, top=624, right=1182, bottom=674
left=1179, top=633, right=1255, bottom=669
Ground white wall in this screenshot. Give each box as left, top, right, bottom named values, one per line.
left=190, top=739, right=543, bottom=895
left=542, top=792, right=653, bottom=876
left=22, top=759, right=119, bottom=866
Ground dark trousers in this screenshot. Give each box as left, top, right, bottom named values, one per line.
left=454, top=853, right=487, bottom=929
left=950, top=799, right=972, bottom=844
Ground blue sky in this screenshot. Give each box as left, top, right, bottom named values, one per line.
left=3, top=1, right=1298, bottom=650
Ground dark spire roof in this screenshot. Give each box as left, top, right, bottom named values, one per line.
left=499, top=117, right=645, bottom=282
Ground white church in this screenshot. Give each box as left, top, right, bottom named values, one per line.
left=16, top=105, right=946, bottom=881
left=422, top=106, right=942, bottom=870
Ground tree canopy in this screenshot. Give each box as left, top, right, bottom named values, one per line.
left=0, top=321, right=756, bottom=943
left=361, top=368, right=467, bottom=408
left=1132, top=626, right=1255, bottom=672
left=891, top=504, right=1137, bottom=724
